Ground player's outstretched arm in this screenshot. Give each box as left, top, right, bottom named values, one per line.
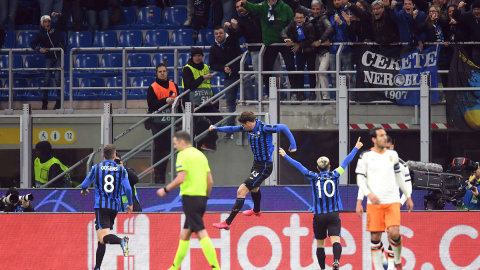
left=209, top=124, right=243, bottom=134
left=272, top=124, right=297, bottom=152
left=339, top=137, right=363, bottom=172
left=279, top=148, right=308, bottom=175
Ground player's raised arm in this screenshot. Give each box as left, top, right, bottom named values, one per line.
left=267, top=124, right=297, bottom=152
left=338, top=137, right=363, bottom=173
left=279, top=148, right=309, bottom=175
left=210, top=124, right=243, bottom=134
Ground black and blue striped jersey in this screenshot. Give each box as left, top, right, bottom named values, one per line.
left=81, top=160, right=133, bottom=211
left=283, top=147, right=359, bottom=214
left=215, top=119, right=296, bottom=162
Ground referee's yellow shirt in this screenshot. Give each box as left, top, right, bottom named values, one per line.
left=176, top=146, right=210, bottom=196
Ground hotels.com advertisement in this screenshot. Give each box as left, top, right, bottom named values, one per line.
left=0, top=212, right=479, bottom=269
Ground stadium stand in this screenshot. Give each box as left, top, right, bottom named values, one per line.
left=73, top=54, right=99, bottom=78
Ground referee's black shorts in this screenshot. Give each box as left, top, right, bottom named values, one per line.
left=95, top=208, right=118, bottom=230
left=243, top=161, right=273, bottom=190
left=182, top=195, right=207, bottom=232
left=313, top=212, right=341, bottom=240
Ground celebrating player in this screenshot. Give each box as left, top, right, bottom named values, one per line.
left=210, top=110, right=297, bottom=230
left=279, top=137, right=363, bottom=270
left=81, top=144, right=133, bottom=270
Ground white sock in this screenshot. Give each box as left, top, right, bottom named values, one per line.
left=391, top=237, right=402, bottom=264
left=371, top=241, right=384, bottom=270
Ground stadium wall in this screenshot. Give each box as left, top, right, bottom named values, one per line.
left=1, top=212, right=478, bottom=269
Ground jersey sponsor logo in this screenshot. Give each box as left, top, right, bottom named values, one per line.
left=248, top=132, right=261, bottom=138
left=101, top=166, right=119, bottom=171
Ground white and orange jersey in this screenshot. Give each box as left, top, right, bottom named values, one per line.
left=356, top=148, right=409, bottom=204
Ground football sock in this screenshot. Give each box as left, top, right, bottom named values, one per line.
left=316, top=247, right=326, bottom=269
left=251, top=190, right=262, bottom=212
left=371, top=240, right=384, bottom=270
left=226, top=198, right=245, bottom=225
left=387, top=245, right=395, bottom=267
left=333, top=242, right=342, bottom=262
left=95, top=242, right=106, bottom=269
left=200, top=236, right=220, bottom=269
left=391, top=236, right=402, bottom=264
left=170, top=239, right=190, bottom=270
left=103, top=234, right=122, bottom=245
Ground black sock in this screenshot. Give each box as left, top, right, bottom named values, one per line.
left=103, top=234, right=122, bottom=245
left=226, top=198, right=245, bottom=225
left=333, top=242, right=342, bottom=263
left=95, top=242, right=106, bottom=269
left=316, top=247, right=326, bottom=269
left=251, top=190, right=262, bottom=212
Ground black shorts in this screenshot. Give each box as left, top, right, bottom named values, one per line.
left=182, top=195, right=207, bottom=232
left=313, top=212, right=341, bottom=240
left=243, top=161, right=273, bottom=190
left=95, top=208, right=118, bottom=230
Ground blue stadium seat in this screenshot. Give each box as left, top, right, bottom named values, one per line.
left=92, top=31, right=117, bottom=47
left=2, top=31, right=15, bottom=49
left=127, top=53, right=151, bottom=77
left=128, top=76, right=149, bottom=99
left=170, top=29, right=194, bottom=47
left=118, top=30, right=143, bottom=47
left=178, top=53, right=190, bottom=67
left=96, top=53, right=123, bottom=77
left=144, top=29, right=169, bottom=47
left=68, top=31, right=92, bottom=49
left=134, top=7, right=162, bottom=29
left=160, top=7, right=187, bottom=29
left=152, top=53, right=174, bottom=67
left=196, top=29, right=215, bottom=46
left=210, top=76, right=224, bottom=95
left=75, top=77, right=103, bottom=100
left=60, top=77, right=78, bottom=100
left=73, top=54, right=99, bottom=78
left=25, top=77, right=51, bottom=101
left=22, top=55, right=46, bottom=78
left=113, top=6, right=137, bottom=30
left=100, top=76, right=123, bottom=100
left=5, top=78, right=28, bottom=101
left=204, top=54, right=209, bottom=65
left=0, top=80, right=6, bottom=101
left=16, top=31, right=37, bottom=49
left=0, top=55, right=23, bottom=78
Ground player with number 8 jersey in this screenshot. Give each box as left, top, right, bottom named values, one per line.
left=279, top=137, right=363, bottom=270
left=81, top=144, right=133, bottom=270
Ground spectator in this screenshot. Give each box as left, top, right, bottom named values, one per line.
left=413, top=5, right=450, bottom=86
left=147, top=63, right=180, bottom=184
left=57, top=0, right=83, bottom=32
left=33, top=140, right=71, bottom=188
left=446, top=4, right=468, bottom=43
left=225, top=0, right=263, bottom=92
left=181, top=47, right=221, bottom=151
left=281, top=9, right=316, bottom=101
left=213, top=0, right=236, bottom=27
left=192, top=0, right=212, bottom=40
left=1, top=188, right=35, bottom=212
left=84, top=0, right=109, bottom=34
left=347, top=0, right=400, bottom=57
left=0, top=0, right=18, bottom=31
left=309, top=0, right=333, bottom=100
left=209, top=26, right=254, bottom=135
left=184, top=0, right=194, bottom=26
left=453, top=0, right=480, bottom=66
left=39, top=0, right=63, bottom=20
left=30, top=14, right=66, bottom=110
left=328, top=0, right=356, bottom=89
left=457, top=162, right=480, bottom=210
left=414, top=0, right=448, bottom=16
left=390, top=0, right=426, bottom=55
left=240, top=0, right=296, bottom=98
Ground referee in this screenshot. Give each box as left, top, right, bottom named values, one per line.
left=210, top=110, right=297, bottom=230
left=81, top=144, right=133, bottom=270
left=279, top=137, right=363, bottom=270
left=157, top=131, right=220, bottom=270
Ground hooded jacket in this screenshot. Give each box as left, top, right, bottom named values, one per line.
left=30, top=23, right=66, bottom=59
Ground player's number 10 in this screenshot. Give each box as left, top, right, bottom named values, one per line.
left=316, top=179, right=335, bottom=198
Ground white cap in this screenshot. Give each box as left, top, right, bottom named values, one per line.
left=317, top=156, right=330, bottom=169
left=40, top=15, right=51, bottom=25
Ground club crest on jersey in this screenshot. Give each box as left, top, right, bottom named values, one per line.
left=389, top=155, right=393, bottom=162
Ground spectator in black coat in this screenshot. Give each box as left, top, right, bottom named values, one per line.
left=30, top=14, right=66, bottom=110
left=453, top=0, right=480, bottom=65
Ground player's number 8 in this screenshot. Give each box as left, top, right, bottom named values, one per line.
left=104, top=175, right=115, bottom=193
left=316, top=179, right=335, bottom=198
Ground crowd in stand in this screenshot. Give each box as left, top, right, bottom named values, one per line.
left=1, top=0, right=480, bottom=104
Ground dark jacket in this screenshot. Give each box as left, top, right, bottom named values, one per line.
left=349, top=4, right=399, bottom=45
left=4, top=202, right=35, bottom=212
left=147, top=77, right=180, bottom=113
left=280, top=21, right=316, bottom=53
left=312, top=12, right=334, bottom=55
left=209, top=35, right=244, bottom=80
left=182, top=58, right=208, bottom=92
left=30, top=24, right=66, bottom=59
left=230, top=11, right=263, bottom=51
left=413, top=17, right=449, bottom=44
left=452, top=8, right=480, bottom=42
